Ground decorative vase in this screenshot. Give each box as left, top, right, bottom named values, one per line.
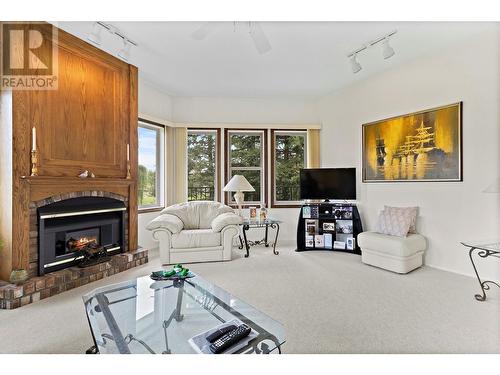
left=9, top=269, right=28, bottom=285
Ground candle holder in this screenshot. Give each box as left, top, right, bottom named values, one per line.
left=30, top=149, right=38, bottom=176
left=126, top=161, right=131, bottom=179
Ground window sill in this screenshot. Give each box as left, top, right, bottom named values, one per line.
left=138, top=206, right=165, bottom=214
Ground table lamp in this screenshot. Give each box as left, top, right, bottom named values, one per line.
left=223, top=175, right=255, bottom=216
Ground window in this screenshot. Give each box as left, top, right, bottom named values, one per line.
left=226, top=130, right=266, bottom=205
left=187, top=129, right=220, bottom=201
left=272, top=130, right=307, bottom=207
left=138, top=121, right=164, bottom=209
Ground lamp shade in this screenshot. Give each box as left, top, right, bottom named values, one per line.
left=223, top=175, right=255, bottom=192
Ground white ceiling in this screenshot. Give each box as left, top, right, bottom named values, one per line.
left=57, top=22, right=492, bottom=98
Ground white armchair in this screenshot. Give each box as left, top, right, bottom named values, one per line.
left=146, top=201, right=242, bottom=265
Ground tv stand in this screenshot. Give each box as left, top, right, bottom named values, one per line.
left=296, top=202, right=363, bottom=254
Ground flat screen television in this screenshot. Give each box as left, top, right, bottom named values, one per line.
left=299, top=168, right=356, bottom=200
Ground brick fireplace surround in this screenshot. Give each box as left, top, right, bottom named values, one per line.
left=0, top=191, right=148, bottom=310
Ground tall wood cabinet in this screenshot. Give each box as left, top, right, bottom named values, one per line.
left=0, top=23, right=138, bottom=281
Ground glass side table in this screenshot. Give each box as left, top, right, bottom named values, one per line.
left=461, top=241, right=500, bottom=301
left=238, top=218, right=281, bottom=258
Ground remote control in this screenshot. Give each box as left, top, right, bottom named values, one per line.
left=206, top=324, right=237, bottom=343
left=209, top=324, right=251, bottom=354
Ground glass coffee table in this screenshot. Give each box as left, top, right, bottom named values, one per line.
left=83, top=274, right=285, bottom=354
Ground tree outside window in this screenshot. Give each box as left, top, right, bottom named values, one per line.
left=138, top=122, right=164, bottom=208
left=188, top=130, right=218, bottom=201
left=273, top=131, right=306, bottom=205
left=227, top=130, right=265, bottom=204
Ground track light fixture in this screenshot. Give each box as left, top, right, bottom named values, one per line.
left=350, top=54, right=362, bottom=74
left=88, top=22, right=103, bottom=45
left=381, top=37, right=395, bottom=59
left=87, top=22, right=138, bottom=61
left=347, top=30, right=397, bottom=73
left=118, top=40, right=132, bottom=61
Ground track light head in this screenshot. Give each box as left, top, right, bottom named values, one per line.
left=118, top=40, right=132, bottom=61
left=350, top=54, right=362, bottom=74
left=382, top=38, right=395, bottom=59
left=88, top=22, right=102, bottom=46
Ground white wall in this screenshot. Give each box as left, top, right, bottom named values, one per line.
left=172, top=96, right=319, bottom=124
left=317, top=26, right=500, bottom=278
left=138, top=78, right=173, bottom=121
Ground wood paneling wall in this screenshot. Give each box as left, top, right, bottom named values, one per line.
left=0, top=23, right=138, bottom=281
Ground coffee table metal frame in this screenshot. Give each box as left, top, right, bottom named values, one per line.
left=84, top=276, right=284, bottom=354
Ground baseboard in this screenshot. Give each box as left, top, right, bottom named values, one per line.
left=424, top=262, right=475, bottom=279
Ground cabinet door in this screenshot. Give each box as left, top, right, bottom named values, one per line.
left=29, top=28, right=130, bottom=178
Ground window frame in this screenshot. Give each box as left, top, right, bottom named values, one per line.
left=271, top=129, right=307, bottom=208
left=187, top=128, right=221, bottom=202
left=137, top=118, right=165, bottom=212
left=224, top=129, right=268, bottom=207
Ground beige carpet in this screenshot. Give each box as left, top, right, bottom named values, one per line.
left=0, top=245, right=499, bottom=354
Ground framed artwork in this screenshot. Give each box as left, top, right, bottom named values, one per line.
left=362, top=102, right=462, bottom=182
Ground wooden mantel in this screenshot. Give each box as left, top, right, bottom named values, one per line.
left=0, top=23, right=138, bottom=281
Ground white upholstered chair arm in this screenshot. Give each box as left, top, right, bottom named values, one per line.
left=151, top=229, right=172, bottom=265
left=146, top=214, right=184, bottom=234
left=211, top=212, right=243, bottom=232
left=221, top=224, right=240, bottom=261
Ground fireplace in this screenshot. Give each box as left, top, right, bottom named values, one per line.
left=38, top=196, right=126, bottom=275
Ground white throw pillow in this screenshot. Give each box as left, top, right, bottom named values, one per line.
left=376, top=209, right=412, bottom=237
left=384, top=206, right=418, bottom=233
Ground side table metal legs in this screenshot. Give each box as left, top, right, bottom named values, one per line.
left=468, top=247, right=500, bottom=301
left=242, top=224, right=250, bottom=258
left=240, top=223, right=280, bottom=257
left=270, top=223, right=280, bottom=255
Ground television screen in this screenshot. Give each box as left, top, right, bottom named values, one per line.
left=299, top=168, right=356, bottom=200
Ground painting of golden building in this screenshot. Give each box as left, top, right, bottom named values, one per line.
left=362, top=103, right=462, bottom=182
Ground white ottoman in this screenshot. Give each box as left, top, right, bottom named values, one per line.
left=358, top=231, right=427, bottom=274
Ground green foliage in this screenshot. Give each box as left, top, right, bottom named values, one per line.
left=138, top=164, right=157, bottom=206
left=230, top=134, right=263, bottom=201
left=186, top=132, right=305, bottom=203
left=188, top=133, right=217, bottom=200
left=275, top=135, right=305, bottom=201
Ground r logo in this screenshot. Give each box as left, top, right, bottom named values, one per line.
left=2, top=23, right=53, bottom=75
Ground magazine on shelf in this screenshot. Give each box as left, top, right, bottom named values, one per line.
left=335, top=220, right=353, bottom=234
left=310, top=205, right=319, bottom=218
left=314, top=234, right=324, bottom=248
left=305, top=219, right=318, bottom=235
left=302, top=206, right=311, bottom=218
left=334, top=241, right=346, bottom=250
left=324, top=233, right=333, bottom=249
left=188, top=319, right=258, bottom=354
left=346, top=237, right=356, bottom=250
left=305, top=235, right=314, bottom=247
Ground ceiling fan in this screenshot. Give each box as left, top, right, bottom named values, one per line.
left=191, top=22, right=272, bottom=54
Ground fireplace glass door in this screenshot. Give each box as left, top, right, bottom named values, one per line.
left=55, top=227, right=101, bottom=257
